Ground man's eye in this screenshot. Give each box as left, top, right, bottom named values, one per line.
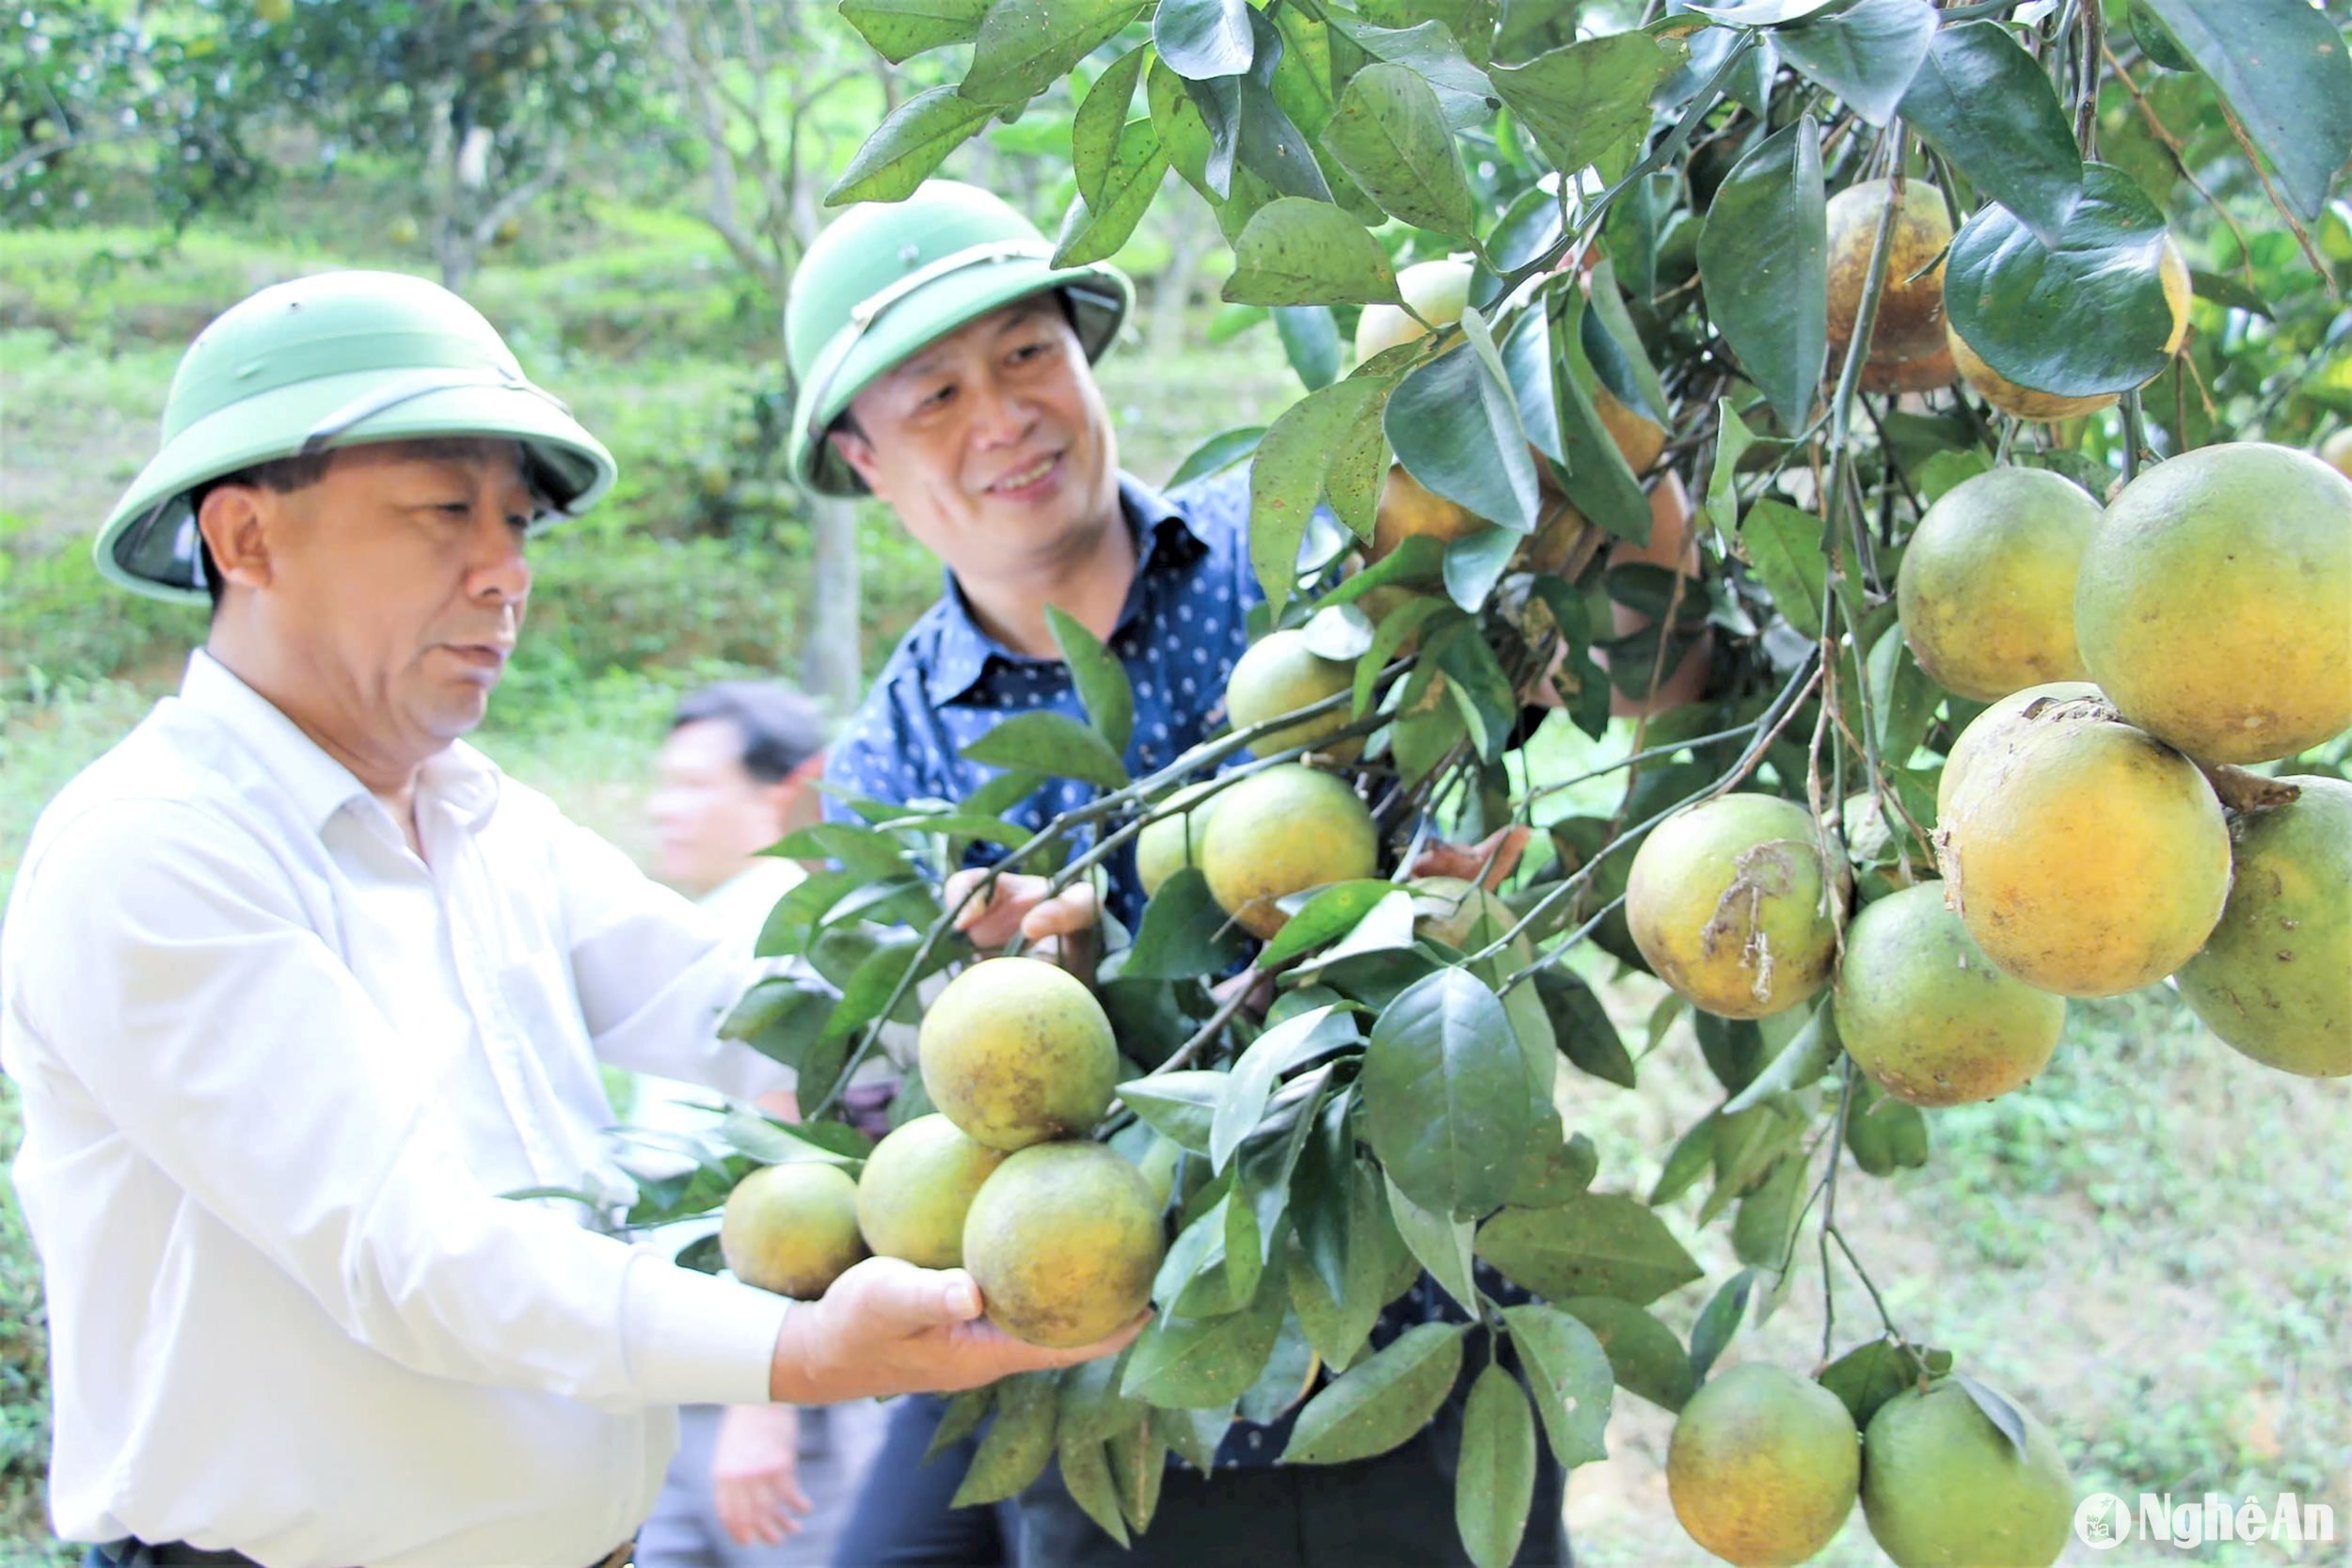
left=919, top=384, right=956, bottom=410
left=1010, top=341, right=1051, bottom=364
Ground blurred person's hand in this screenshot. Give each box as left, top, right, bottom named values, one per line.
left=942, top=869, right=1097, bottom=966
left=711, top=1402, right=809, bottom=1547
left=1409, top=825, right=1532, bottom=890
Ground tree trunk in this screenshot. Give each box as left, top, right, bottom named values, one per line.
left=801, top=496, right=863, bottom=713
left=1149, top=218, right=1213, bottom=361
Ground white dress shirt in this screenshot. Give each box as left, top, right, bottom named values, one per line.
left=0, top=652, right=797, bottom=1568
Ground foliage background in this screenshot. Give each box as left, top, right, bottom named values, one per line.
left=3, top=0, right=2348, bottom=1562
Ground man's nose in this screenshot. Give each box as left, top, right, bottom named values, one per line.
left=469, top=510, right=532, bottom=604
left=967, top=372, right=1038, bottom=451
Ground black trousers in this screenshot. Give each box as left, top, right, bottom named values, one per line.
left=1018, top=1421, right=1572, bottom=1568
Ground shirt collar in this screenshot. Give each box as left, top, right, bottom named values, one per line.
left=921, top=472, right=1215, bottom=706
left=178, top=649, right=503, bottom=834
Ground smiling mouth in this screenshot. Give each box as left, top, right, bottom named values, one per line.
left=988, top=453, right=1061, bottom=493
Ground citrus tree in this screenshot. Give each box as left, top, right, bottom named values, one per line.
left=616, top=3, right=2352, bottom=1564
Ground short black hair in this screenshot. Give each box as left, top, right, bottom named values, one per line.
left=671, top=681, right=831, bottom=784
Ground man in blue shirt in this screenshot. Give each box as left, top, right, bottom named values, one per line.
left=786, top=181, right=1569, bottom=1567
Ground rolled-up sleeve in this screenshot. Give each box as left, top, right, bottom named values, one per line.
left=21, top=800, right=790, bottom=1412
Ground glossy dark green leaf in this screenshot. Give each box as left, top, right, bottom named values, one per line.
left=1502, top=1303, right=1614, bottom=1466
left=1556, top=1297, right=1696, bottom=1412
left=961, top=0, right=1146, bottom=107
left=961, top=710, right=1129, bottom=788
left=1475, top=1194, right=1704, bottom=1305
left=840, top=0, right=989, bottom=62
left=1943, top=163, right=2185, bottom=398
left=1818, top=1337, right=1943, bottom=1428
left=1168, top=424, right=1267, bottom=488
left=1897, top=22, right=2083, bottom=247
left=1074, top=44, right=1151, bottom=209
left=815, top=933, right=924, bottom=1050
left=1489, top=32, right=1685, bottom=184
left=1532, top=280, right=1654, bottom=546
left=1156, top=1191, right=1242, bottom=1316
left=1687, top=1268, right=1756, bottom=1385
left=1276, top=306, right=1343, bottom=390
left=1224, top=197, right=1401, bottom=306
left=1739, top=498, right=1828, bottom=640
left=1487, top=182, right=1566, bottom=272
left=1363, top=968, right=1536, bottom=1217
left=1122, top=1249, right=1291, bottom=1406
left=1722, top=1006, right=1840, bottom=1115
left=1327, top=16, right=1501, bottom=131
left=1534, top=971, right=1636, bottom=1089
left=826, top=86, right=995, bottom=205
left=1845, top=1077, right=1931, bottom=1175
left=1041, top=605, right=1135, bottom=757
left=1054, top=118, right=1169, bottom=268
left=1436, top=623, right=1520, bottom=762
left=1249, top=373, right=1391, bottom=606
left=1236, top=16, right=1336, bottom=204
left=1119, top=1069, right=1227, bottom=1153
left=1124, top=866, right=1252, bottom=982
left=2139, top=0, right=2352, bottom=221
left=1319, top=62, right=1474, bottom=237
left=1154, top=0, right=1253, bottom=80
left=1385, top=1167, right=1481, bottom=1314
left=1256, top=882, right=1401, bottom=969
left=1388, top=342, right=1542, bottom=537
left=1237, top=1319, right=1321, bottom=1425
left=1287, top=1236, right=1373, bottom=1372
left=950, top=1371, right=1057, bottom=1506
left=1697, top=114, right=1827, bottom=432
left=1281, top=1321, right=1469, bottom=1464
left=1773, top=0, right=1933, bottom=128
left=1214, top=1006, right=1357, bottom=1171
left=770, top=822, right=910, bottom=882
left=1456, top=1365, right=1539, bottom=1568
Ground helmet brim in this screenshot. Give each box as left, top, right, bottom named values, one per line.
left=94, top=372, right=618, bottom=605
left=788, top=257, right=1132, bottom=499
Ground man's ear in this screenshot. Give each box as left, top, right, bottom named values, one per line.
left=828, top=426, right=890, bottom=503
left=196, top=483, right=277, bottom=594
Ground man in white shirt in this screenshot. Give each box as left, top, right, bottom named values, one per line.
left=0, top=271, right=1130, bottom=1568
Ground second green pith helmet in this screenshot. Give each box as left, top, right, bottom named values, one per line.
left=785, top=182, right=1133, bottom=498
left=93, top=270, right=616, bottom=606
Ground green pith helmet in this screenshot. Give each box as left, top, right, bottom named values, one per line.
left=94, top=270, right=617, bottom=605
left=786, top=182, right=1133, bottom=498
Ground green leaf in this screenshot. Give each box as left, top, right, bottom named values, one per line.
left=1057, top=1429, right=1131, bottom=1546
left=1530, top=281, right=1653, bottom=546
left=961, top=0, right=1146, bottom=107
left=1280, top=1321, right=1469, bottom=1464
left=1237, top=1319, right=1321, bottom=1425
left=1054, top=119, right=1170, bottom=268
left=1502, top=1303, right=1615, bottom=1467
left=840, top=0, right=989, bottom=62
left=1845, top=1077, right=1931, bottom=1175
left=1224, top=197, right=1403, bottom=306
left=1703, top=397, right=1762, bottom=535
left=1123, top=865, right=1252, bottom=981
left=1697, top=114, right=1827, bottom=432
left=1157, top=1192, right=1246, bottom=1316
left=1385, top=1168, right=1481, bottom=1314
left=1476, top=1194, right=1704, bottom=1306
left=1739, top=498, right=1829, bottom=641
left=1108, top=1418, right=1167, bottom=1531
left=1043, top=605, right=1135, bottom=756
left=1319, top=62, right=1475, bottom=238
left=1489, top=32, right=1686, bottom=184
left=826, top=85, right=996, bottom=206
left=1721, top=1005, right=1840, bottom=1115
left=1703, top=1103, right=1807, bottom=1225
left=1119, top=1069, right=1227, bottom=1152
left=1455, top=1366, right=1539, bottom=1568
left=1362, top=968, right=1536, bottom=1217
left=1487, top=182, right=1566, bottom=272
left=1687, top=1268, right=1756, bottom=1385
left=1954, top=1372, right=2033, bottom=1460
left=1156, top=1402, right=1236, bottom=1470
left=1897, top=22, right=2084, bottom=247
left=1154, top=0, right=1253, bottom=80
left=1249, top=374, right=1391, bottom=605
left=1773, top=0, right=1934, bottom=128
left=2138, top=0, right=2352, bottom=222
left=924, top=1385, right=995, bottom=1461
left=950, top=1371, right=1058, bottom=1506
left=1122, top=1250, right=1292, bottom=1406
left=1059, top=1350, right=1148, bottom=1445
left=1273, top=305, right=1343, bottom=392
left=1213, top=1006, right=1358, bottom=1171
left=814, top=933, right=925, bottom=1053
left=1534, top=971, right=1636, bottom=1089
left=1288, top=1237, right=1375, bottom=1372
left=1943, top=163, right=2185, bottom=399
left=1556, top=1297, right=1696, bottom=1413
left=1818, top=1337, right=1942, bottom=1428
left=1436, top=624, right=1520, bottom=762
left=1168, top=425, right=1268, bottom=488
left=1259, top=881, right=1404, bottom=969
left=1651, top=1116, right=1717, bottom=1207
left=1236, top=20, right=1337, bottom=204
left=1327, top=16, right=1501, bottom=131
left=1271, top=4, right=1339, bottom=135
left=1073, top=43, right=1152, bottom=210
left=1388, top=342, right=1542, bottom=537
left=961, top=710, right=1130, bottom=789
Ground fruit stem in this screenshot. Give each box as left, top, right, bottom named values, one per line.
left=1818, top=1056, right=1860, bottom=1365
left=2195, top=762, right=2302, bottom=816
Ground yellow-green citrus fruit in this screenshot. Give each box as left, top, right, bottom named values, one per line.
left=1666, top=1363, right=1860, bottom=1568
left=1136, top=781, right=1222, bottom=899
left=1200, top=765, right=1380, bottom=939
left=1946, top=233, right=2190, bottom=421
left=1226, top=626, right=1362, bottom=762
left=720, top=1162, right=867, bottom=1299
left=1933, top=681, right=2102, bottom=824
left=1627, top=794, right=1842, bottom=1019
left=1898, top=467, right=2100, bottom=701
left=1371, top=464, right=1486, bottom=562
left=1933, top=695, right=2230, bottom=996
left=1354, top=258, right=1473, bottom=361
left=961, top=1141, right=1165, bottom=1348
left=1860, top=338, right=1957, bottom=396
left=854, top=1113, right=1007, bottom=1268
left=2074, top=441, right=2352, bottom=765
left=1835, top=882, right=2067, bottom=1107
left=918, top=958, right=1120, bottom=1151
left=2322, top=428, right=2352, bottom=481
left=2174, top=776, right=2352, bottom=1077
left=1862, top=1381, right=2074, bottom=1568
left=1826, top=179, right=1955, bottom=369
